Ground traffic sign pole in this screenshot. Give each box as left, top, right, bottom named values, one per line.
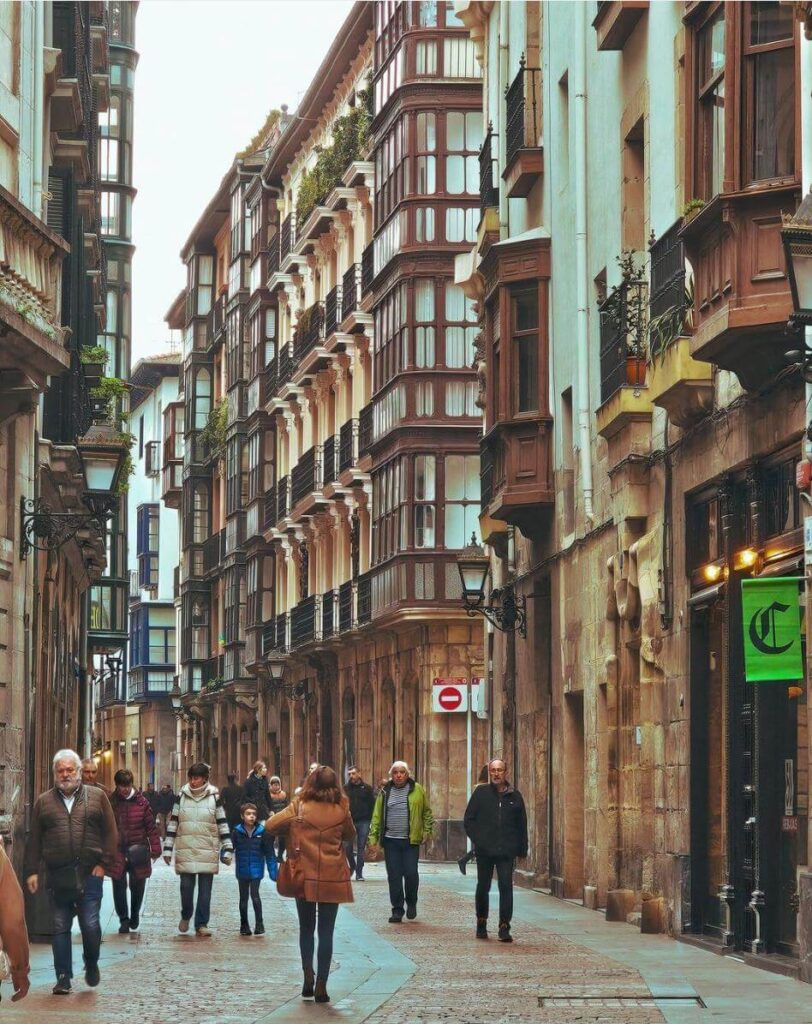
left=466, top=677, right=472, bottom=850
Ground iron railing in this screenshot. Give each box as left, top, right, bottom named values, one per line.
left=322, top=589, right=336, bottom=638
left=339, top=418, right=359, bottom=473
left=357, top=573, right=371, bottom=625
left=295, top=301, right=324, bottom=358
left=338, top=580, right=353, bottom=633
left=649, top=222, right=686, bottom=328
left=342, top=263, right=361, bottom=321
left=598, top=277, right=648, bottom=404
left=359, top=403, right=374, bottom=457
left=263, top=484, right=276, bottom=531
left=280, top=213, right=294, bottom=261
left=479, top=125, right=499, bottom=209
left=505, top=55, right=541, bottom=167
left=480, top=437, right=494, bottom=511
left=267, top=232, right=280, bottom=278
left=291, top=595, right=317, bottom=648
left=325, top=284, right=342, bottom=337
left=291, top=445, right=322, bottom=506
left=277, top=474, right=290, bottom=520
left=361, top=242, right=374, bottom=296
left=322, top=434, right=338, bottom=486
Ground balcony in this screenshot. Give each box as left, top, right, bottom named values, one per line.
left=341, top=263, right=362, bottom=323
left=225, top=512, right=246, bottom=555
left=598, top=276, right=648, bottom=405
left=479, top=126, right=499, bottom=210
left=290, top=445, right=323, bottom=510
left=322, top=589, right=336, bottom=639
left=359, top=403, right=374, bottom=459
left=277, top=475, right=290, bottom=521
left=263, top=484, right=277, bottom=531
left=339, top=418, right=360, bottom=475
left=338, top=580, right=354, bottom=633
left=322, top=434, right=339, bottom=488
left=357, top=573, right=371, bottom=626
left=208, top=293, right=226, bottom=346
left=0, top=184, right=70, bottom=388
left=128, top=669, right=173, bottom=704
left=294, top=301, right=325, bottom=362
left=361, top=243, right=374, bottom=297
left=593, top=1, right=649, bottom=50
left=679, top=186, right=798, bottom=390
left=290, top=595, right=317, bottom=648
left=280, top=213, right=295, bottom=263
left=325, top=284, right=342, bottom=338
left=267, top=232, right=280, bottom=279
left=503, top=56, right=543, bottom=199
left=202, top=529, right=226, bottom=574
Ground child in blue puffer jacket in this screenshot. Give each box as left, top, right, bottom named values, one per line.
left=231, top=802, right=276, bottom=935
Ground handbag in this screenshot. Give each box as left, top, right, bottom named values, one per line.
left=47, top=788, right=89, bottom=903
left=276, top=802, right=306, bottom=898
left=126, top=843, right=150, bottom=868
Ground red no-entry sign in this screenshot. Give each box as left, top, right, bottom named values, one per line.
left=432, top=678, right=468, bottom=712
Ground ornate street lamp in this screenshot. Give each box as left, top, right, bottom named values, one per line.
left=782, top=189, right=812, bottom=382
left=456, top=534, right=527, bottom=638
left=261, top=652, right=314, bottom=704
left=20, top=438, right=126, bottom=557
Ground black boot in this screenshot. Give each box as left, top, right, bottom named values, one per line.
left=240, top=920, right=252, bottom=936
left=498, top=921, right=513, bottom=943
left=254, top=919, right=265, bottom=936
left=302, top=967, right=315, bottom=998
left=476, top=917, right=488, bottom=939
left=314, top=978, right=330, bottom=1003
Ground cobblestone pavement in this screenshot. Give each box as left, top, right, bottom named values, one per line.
left=5, top=860, right=812, bottom=1023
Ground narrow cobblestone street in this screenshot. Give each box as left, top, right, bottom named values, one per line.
left=5, top=862, right=812, bottom=1024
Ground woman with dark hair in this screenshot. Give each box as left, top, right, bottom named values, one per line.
left=244, top=761, right=271, bottom=820
left=266, top=765, right=355, bottom=1004
left=109, top=769, right=161, bottom=933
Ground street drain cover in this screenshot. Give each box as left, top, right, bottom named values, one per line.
left=539, top=995, right=706, bottom=1009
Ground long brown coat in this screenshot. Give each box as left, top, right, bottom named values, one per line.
left=266, top=799, right=356, bottom=904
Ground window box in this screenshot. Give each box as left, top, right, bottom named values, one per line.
left=593, top=1, right=649, bottom=51
left=647, top=336, right=713, bottom=429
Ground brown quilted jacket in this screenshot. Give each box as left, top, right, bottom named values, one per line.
left=24, top=784, right=118, bottom=877
left=266, top=799, right=356, bottom=904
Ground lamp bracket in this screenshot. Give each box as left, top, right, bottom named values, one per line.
left=462, top=584, right=528, bottom=638
left=20, top=494, right=116, bottom=558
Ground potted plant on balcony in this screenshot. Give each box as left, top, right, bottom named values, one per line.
left=610, top=251, right=648, bottom=386
left=200, top=398, right=227, bottom=462
left=79, top=345, right=110, bottom=379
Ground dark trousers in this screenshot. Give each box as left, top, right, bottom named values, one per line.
left=475, top=854, right=514, bottom=923
left=295, top=899, right=339, bottom=980
left=179, top=872, right=213, bottom=929
left=50, top=874, right=103, bottom=980
left=345, top=819, right=371, bottom=878
left=238, top=877, right=263, bottom=925
left=112, top=870, right=146, bottom=926
left=383, top=837, right=419, bottom=912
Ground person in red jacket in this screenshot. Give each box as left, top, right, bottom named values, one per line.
left=109, top=769, right=161, bottom=933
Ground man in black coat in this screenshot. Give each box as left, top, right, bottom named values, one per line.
left=463, top=758, right=528, bottom=943
left=221, top=772, right=245, bottom=830
left=343, top=767, right=376, bottom=880
left=155, top=783, right=175, bottom=840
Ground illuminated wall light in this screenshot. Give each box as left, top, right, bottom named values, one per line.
left=733, top=548, right=758, bottom=571
left=788, top=685, right=804, bottom=700
left=702, top=563, right=722, bottom=583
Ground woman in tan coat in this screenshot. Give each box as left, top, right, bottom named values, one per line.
left=266, top=765, right=355, bottom=1004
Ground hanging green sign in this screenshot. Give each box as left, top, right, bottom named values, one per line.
left=741, top=577, right=803, bottom=682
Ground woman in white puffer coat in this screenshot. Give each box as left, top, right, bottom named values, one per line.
left=163, top=762, right=233, bottom=936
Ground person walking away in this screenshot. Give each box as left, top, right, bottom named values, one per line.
left=244, top=761, right=271, bottom=820
left=143, top=783, right=159, bottom=818
left=0, top=841, right=29, bottom=1002
left=163, top=762, right=233, bottom=937
left=268, top=776, right=289, bottom=859
left=24, top=748, right=118, bottom=995
left=221, top=772, right=244, bottom=831
left=463, top=758, right=528, bottom=942
left=231, top=802, right=275, bottom=936
left=458, top=763, right=490, bottom=875
left=368, top=761, right=434, bottom=923
left=81, top=757, right=110, bottom=796
left=343, top=766, right=375, bottom=881
left=109, top=769, right=161, bottom=933
left=155, top=784, right=175, bottom=840
left=266, top=765, right=355, bottom=1004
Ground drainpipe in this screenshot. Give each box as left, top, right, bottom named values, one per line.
left=573, top=1, right=594, bottom=524
left=498, top=0, right=509, bottom=239
left=802, top=30, right=812, bottom=469
left=33, top=1, right=44, bottom=216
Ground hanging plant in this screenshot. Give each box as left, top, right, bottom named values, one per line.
left=200, top=398, right=228, bottom=458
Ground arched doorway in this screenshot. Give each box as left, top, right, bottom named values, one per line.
left=380, top=678, right=396, bottom=778
left=357, top=682, right=374, bottom=780
left=400, top=674, right=419, bottom=776
left=341, top=687, right=356, bottom=781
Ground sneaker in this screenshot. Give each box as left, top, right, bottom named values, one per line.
left=406, top=903, right=417, bottom=920
left=118, top=920, right=130, bottom=934
left=85, top=962, right=100, bottom=987
left=388, top=910, right=404, bottom=923
left=178, top=917, right=190, bottom=934
left=240, top=922, right=252, bottom=936
left=355, top=874, right=364, bottom=881
left=53, top=974, right=72, bottom=995
left=254, top=921, right=265, bottom=936
left=476, top=918, right=488, bottom=939
left=195, top=926, right=213, bottom=937
left=498, top=922, right=513, bottom=943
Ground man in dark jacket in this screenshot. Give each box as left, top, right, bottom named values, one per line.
left=343, top=767, right=376, bottom=880
left=221, top=772, right=244, bottom=830
left=25, top=749, right=118, bottom=994
left=155, top=783, right=175, bottom=839
left=463, top=758, right=528, bottom=943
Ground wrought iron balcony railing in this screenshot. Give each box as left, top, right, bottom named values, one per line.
left=505, top=55, right=541, bottom=167
left=290, top=445, right=322, bottom=507
left=598, top=275, right=648, bottom=405
left=280, top=213, right=294, bottom=261
left=339, top=418, right=359, bottom=474
left=338, top=580, right=354, bottom=633
left=361, top=243, right=374, bottom=296
left=322, top=434, right=338, bottom=486
left=290, top=595, right=317, bottom=648
left=479, top=125, right=499, bottom=210
left=294, top=301, right=324, bottom=359
left=359, top=403, right=374, bottom=458
left=267, top=232, right=280, bottom=278
left=341, top=263, right=361, bottom=321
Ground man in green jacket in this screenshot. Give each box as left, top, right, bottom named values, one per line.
left=368, top=761, right=433, bottom=923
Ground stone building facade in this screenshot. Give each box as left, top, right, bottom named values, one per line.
left=456, top=0, right=812, bottom=978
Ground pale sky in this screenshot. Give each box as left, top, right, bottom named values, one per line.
left=131, top=0, right=354, bottom=361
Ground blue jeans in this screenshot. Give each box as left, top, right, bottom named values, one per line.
left=180, top=872, right=213, bottom=928
left=51, top=873, right=103, bottom=980
left=383, top=837, right=419, bottom=912
left=345, top=819, right=371, bottom=878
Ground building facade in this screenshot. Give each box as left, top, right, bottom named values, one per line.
left=168, top=0, right=486, bottom=856
left=456, top=0, right=812, bottom=980
left=0, top=0, right=115, bottom=867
